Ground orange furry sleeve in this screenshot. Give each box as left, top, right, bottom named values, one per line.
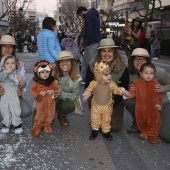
left=30, top=82, right=42, bottom=99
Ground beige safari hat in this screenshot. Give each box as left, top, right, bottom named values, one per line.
left=130, top=48, right=150, bottom=58
left=97, top=39, right=118, bottom=49
left=0, top=35, right=16, bottom=45
left=57, top=51, right=75, bottom=61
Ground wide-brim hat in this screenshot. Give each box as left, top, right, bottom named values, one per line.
left=0, top=35, right=16, bottom=45
left=57, top=51, right=75, bottom=61
left=130, top=48, right=150, bottom=58
left=97, top=39, right=118, bottom=49
left=133, top=17, right=141, bottom=22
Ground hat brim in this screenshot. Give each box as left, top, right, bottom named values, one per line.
left=97, top=45, right=119, bottom=50
left=130, top=54, right=150, bottom=58
left=133, top=19, right=141, bottom=22
left=0, top=42, right=16, bottom=46
left=57, top=56, right=75, bottom=61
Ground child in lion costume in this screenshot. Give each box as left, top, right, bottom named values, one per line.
left=83, top=61, right=127, bottom=140
left=30, top=60, right=60, bottom=137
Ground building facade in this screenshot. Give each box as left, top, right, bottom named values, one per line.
left=0, top=0, right=9, bottom=37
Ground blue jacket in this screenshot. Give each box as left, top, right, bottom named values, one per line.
left=85, top=8, right=100, bottom=45
left=37, top=29, right=61, bottom=63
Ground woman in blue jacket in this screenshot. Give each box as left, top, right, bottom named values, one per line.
left=37, top=17, right=61, bottom=64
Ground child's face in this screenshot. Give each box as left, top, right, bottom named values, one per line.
left=128, top=22, right=131, bottom=27
left=39, top=70, right=50, bottom=79
left=140, top=67, right=155, bottom=82
left=4, top=58, right=16, bottom=71
left=101, top=67, right=112, bottom=84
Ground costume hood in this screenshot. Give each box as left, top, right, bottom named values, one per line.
left=0, top=55, right=17, bottom=70
left=33, top=60, right=55, bottom=86
left=94, top=61, right=110, bottom=83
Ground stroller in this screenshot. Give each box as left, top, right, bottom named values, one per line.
left=61, top=38, right=82, bottom=70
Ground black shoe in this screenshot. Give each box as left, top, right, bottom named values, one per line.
left=89, top=130, right=98, bottom=140
left=127, top=120, right=139, bottom=134
left=103, top=132, right=113, bottom=140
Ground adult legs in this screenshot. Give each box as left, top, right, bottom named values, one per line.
left=81, top=43, right=99, bottom=80
left=160, top=102, right=170, bottom=143
left=56, top=98, right=75, bottom=126
left=20, top=97, right=32, bottom=118
left=123, top=98, right=138, bottom=133
left=110, top=103, right=124, bottom=132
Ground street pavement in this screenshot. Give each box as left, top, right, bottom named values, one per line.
left=0, top=51, right=170, bottom=170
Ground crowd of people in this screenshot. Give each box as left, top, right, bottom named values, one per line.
left=0, top=6, right=169, bottom=144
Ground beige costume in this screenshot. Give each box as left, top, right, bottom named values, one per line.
left=84, top=61, right=125, bottom=133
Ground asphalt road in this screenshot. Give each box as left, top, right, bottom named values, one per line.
left=0, top=51, right=170, bottom=170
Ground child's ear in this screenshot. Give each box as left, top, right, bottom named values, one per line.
left=139, top=72, right=142, bottom=78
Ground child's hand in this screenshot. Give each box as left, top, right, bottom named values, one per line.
left=83, top=94, right=88, bottom=102
left=47, top=90, right=54, bottom=95
left=156, top=104, right=162, bottom=111
left=122, top=90, right=130, bottom=97
left=39, top=91, right=46, bottom=96
left=54, top=89, right=61, bottom=99
left=17, top=76, right=24, bottom=84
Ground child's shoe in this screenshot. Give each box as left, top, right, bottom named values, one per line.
left=139, top=132, right=148, bottom=140
left=0, top=125, right=9, bottom=134
left=44, top=126, right=52, bottom=134
left=148, top=136, right=159, bottom=144
left=14, top=124, right=23, bottom=135
left=103, top=132, right=113, bottom=140
left=89, top=130, right=98, bottom=140
left=32, top=128, right=41, bottom=136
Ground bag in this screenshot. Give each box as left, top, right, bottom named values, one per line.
left=74, top=96, right=84, bottom=116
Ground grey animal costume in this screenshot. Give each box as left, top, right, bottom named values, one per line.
left=0, top=56, right=26, bottom=127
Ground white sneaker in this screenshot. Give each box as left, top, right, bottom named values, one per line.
left=153, top=57, right=158, bottom=60
left=14, top=127, right=24, bottom=135
left=0, top=127, right=10, bottom=134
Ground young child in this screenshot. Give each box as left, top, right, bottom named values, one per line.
left=0, top=55, right=26, bottom=134
left=83, top=61, right=127, bottom=140
left=30, top=60, right=60, bottom=137
left=121, top=17, right=134, bottom=46
left=124, top=63, right=162, bottom=144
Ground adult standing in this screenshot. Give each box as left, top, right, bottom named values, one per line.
left=37, top=17, right=61, bottom=64
left=0, top=35, right=32, bottom=121
left=76, top=6, right=100, bottom=84
left=124, top=48, right=170, bottom=143
left=85, top=39, right=129, bottom=132
left=53, top=51, right=83, bottom=127
left=121, top=17, right=142, bottom=59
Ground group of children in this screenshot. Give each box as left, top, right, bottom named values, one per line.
left=0, top=49, right=162, bottom=144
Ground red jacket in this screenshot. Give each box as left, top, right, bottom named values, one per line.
left=139, top=32, right=145, bottom=43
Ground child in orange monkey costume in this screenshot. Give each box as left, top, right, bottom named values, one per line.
left=83, top=61, right=127, bottom=140
left=124, top=63, right=162, bottom=144
left=30, top=60, right=60, bottom=136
